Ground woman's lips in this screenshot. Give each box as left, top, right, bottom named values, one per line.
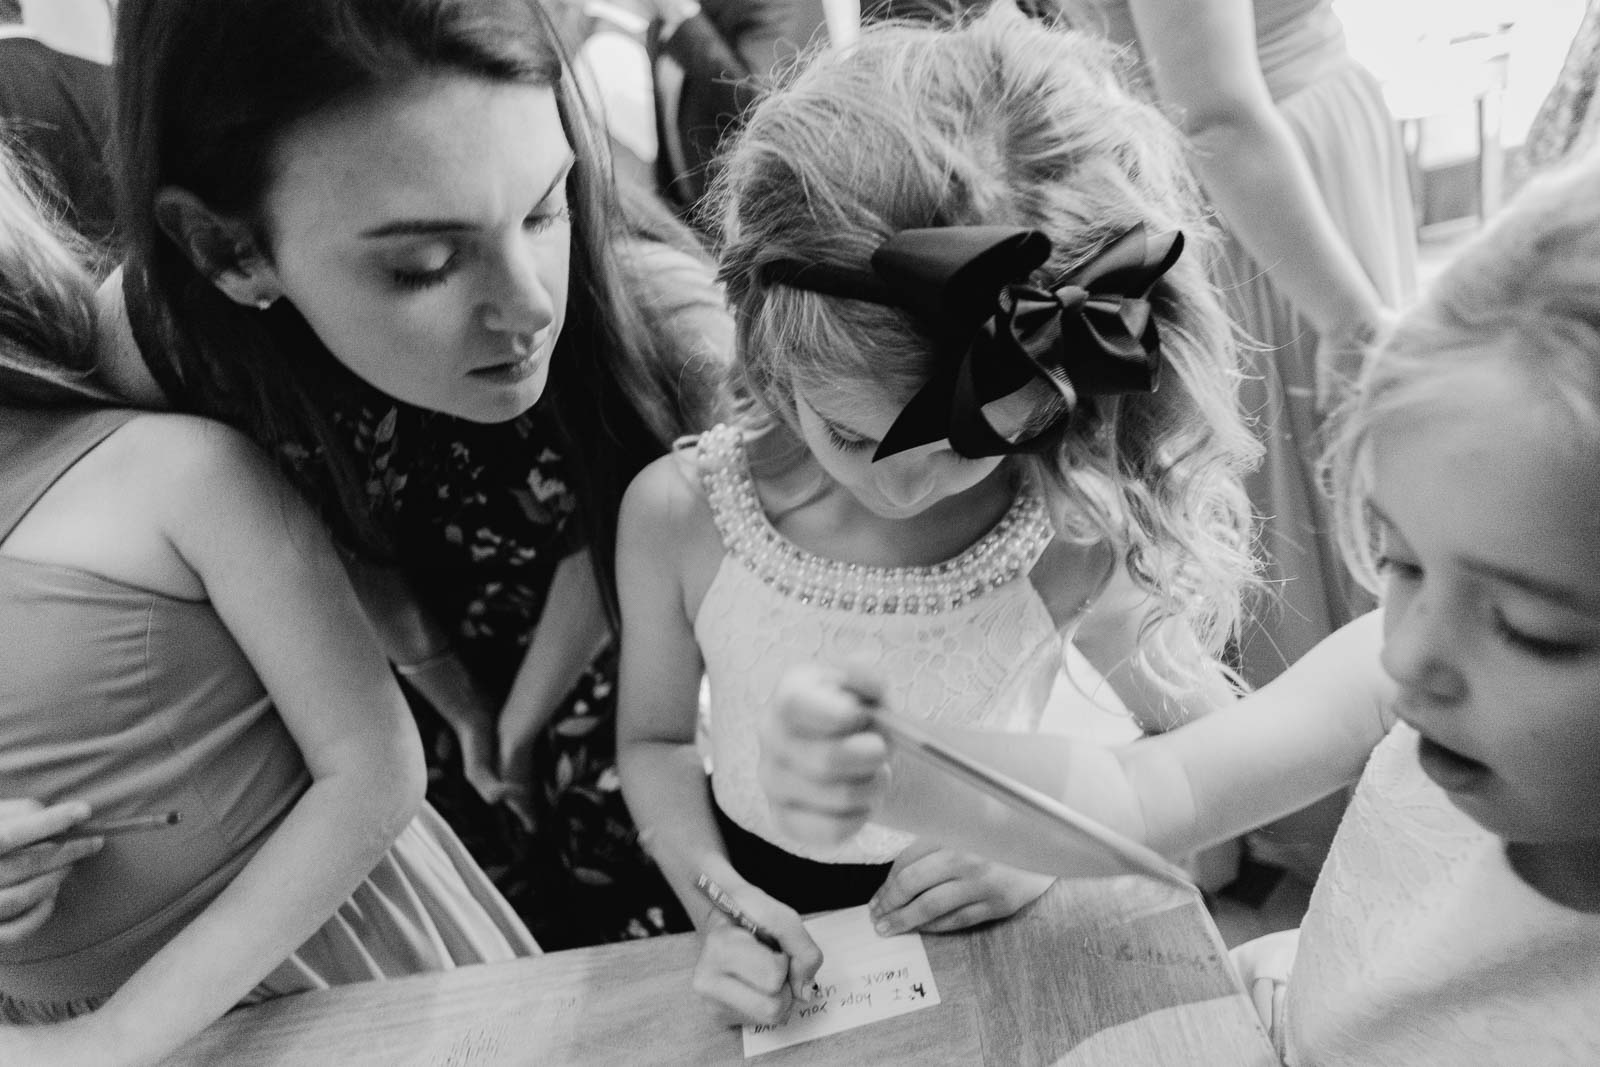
left=468, top=351, right=542, bottom=384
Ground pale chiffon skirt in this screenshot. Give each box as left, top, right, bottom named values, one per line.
left=1, top=803, right=538, bottom=1024
left=1226, top=57, right=1418, bottom=688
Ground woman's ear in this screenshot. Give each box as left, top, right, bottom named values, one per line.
left=153, top=186, right=284, bottom=310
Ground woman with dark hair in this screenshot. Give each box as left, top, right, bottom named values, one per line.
left=94, top=0, right=728, bottom=948
left=0, top=143, right=536, bottom=1065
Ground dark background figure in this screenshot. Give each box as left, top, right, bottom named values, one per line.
left=0, top=0, right=116, bottom=247
left=647, top=0, right=825, bottom=222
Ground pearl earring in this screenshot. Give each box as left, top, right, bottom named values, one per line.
left=255, top=296, right=276, bottom=311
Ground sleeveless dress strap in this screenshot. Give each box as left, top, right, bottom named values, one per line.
left=0, top=407, right=139, bottom=542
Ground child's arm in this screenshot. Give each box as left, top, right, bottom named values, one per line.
left=614, top=453, right=822, bottom=1026
left=16, top=418, right=427, bottom=1067
left=760, top=612, right=1393, bottom=875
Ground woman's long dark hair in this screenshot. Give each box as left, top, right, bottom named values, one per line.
left=113, top=0, right=716, bottom=618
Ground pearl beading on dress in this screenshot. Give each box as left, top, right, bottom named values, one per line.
left=697, top=424, right=1055, bottom=615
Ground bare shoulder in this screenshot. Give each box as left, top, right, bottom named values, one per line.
left=619, top=445, right=729, bottom=616
left=1, top=413, right=296, bottom=600
left=113, top=413, right=297, bottom=515
left=621, top=446, right=712, bottom=534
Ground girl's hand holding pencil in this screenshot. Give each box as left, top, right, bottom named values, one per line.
left=0, top=799, right=104, bottom=945
left=689, top=865, right=823, bottom=1028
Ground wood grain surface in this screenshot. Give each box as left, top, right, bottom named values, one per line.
left=162, top=877, right=1277, bottom=1066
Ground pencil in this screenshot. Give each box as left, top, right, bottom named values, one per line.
left=693, top=873, right=784, bottom=952
left=56, top=811, right=183, bottom=841
left=870, top=707, right=1193, bottom=889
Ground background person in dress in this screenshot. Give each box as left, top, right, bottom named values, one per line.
left=0, top=0, right=116, bottom=246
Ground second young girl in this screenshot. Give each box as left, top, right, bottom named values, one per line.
left=0, top=151, right=535, bottom=1066
left=615, top=7, right=1259, bottom=1026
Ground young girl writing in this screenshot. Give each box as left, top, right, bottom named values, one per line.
left=0, top=153, right=536, bottom=1066
left=759, top=150, right=1600, bottom=1063
left=615, top=7, right=1259, bottom=1026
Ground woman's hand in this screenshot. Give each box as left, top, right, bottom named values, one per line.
left=0, top=800, right=101, bottom=946
left=345, top=561, right=509, bottom=808
left=868, top=839, right=1054, bottom=936
left=495, top=702, right=549, bottom=833
left=691, top=882, right=822, bottom=1028
left=758, top=663, right=892, bottom=848
left=396, top=653, right=508, bottom=810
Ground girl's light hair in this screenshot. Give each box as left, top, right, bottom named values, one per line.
left=709, top=5, right=1260, bottom=712
left=1328, top=149, right=1600, bottom=588
left=0, top=144, right=113, bottom=406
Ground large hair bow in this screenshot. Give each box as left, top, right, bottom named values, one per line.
left=760, top=224, right=1184, bottom=460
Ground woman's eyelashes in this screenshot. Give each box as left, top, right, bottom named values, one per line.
left=389, top=206, right=568, bottom=292
left=524, top=205, right=570, bottom=235
left=390, top=244, right=461, bottom=292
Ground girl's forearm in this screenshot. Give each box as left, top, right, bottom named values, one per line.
left=79, top=762, right=422, bottom=1066
left=617, top=739, right=744, bottom=929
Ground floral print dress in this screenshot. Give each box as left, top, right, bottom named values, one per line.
left=286, top=400, right=691, bottom=950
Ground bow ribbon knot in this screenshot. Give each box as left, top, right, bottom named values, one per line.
left=760, top=223, right=1183, bottom=460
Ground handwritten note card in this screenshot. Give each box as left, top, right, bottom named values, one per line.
left=742, top=905, right=941, bottom=1058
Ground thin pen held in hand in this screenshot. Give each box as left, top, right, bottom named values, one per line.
left=693, top=873, right=784, bottom=952
left=54, top=811, right=182, bottom=841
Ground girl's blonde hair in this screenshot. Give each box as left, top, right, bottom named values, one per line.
left=0, top=144, right=113, bottom=405
left=710, top=5, right=1260, bottom=710
left=1328, top=149, right=1600, bottom=587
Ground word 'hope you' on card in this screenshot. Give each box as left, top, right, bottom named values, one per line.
left=741, top=904, right=941, bottom=1057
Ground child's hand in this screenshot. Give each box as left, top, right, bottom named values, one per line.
left=758, top=662, right=892, bottom=847
left=1229, top=928, right=1300, bottom=1048
left=0, top=799, right=102, bottom=946
left=868, top=838, right=1054, bottom=935
left=692, top=884, right=823, bottom=1028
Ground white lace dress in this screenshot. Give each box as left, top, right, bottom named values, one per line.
left=693, top=424, right=1064, bottom=864
left=1281, top=722, right=1600, bottom=1065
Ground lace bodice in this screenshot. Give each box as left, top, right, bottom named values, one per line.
left=1283, top=723, right=1600, bottom=1065
left=693, top=424, right=1063, bottom=863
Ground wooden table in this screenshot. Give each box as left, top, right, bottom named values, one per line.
left=162, top=877, right=1277, bottom=1066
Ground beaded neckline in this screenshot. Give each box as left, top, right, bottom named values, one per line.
left=697, top=424, right=1054, bottom=615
